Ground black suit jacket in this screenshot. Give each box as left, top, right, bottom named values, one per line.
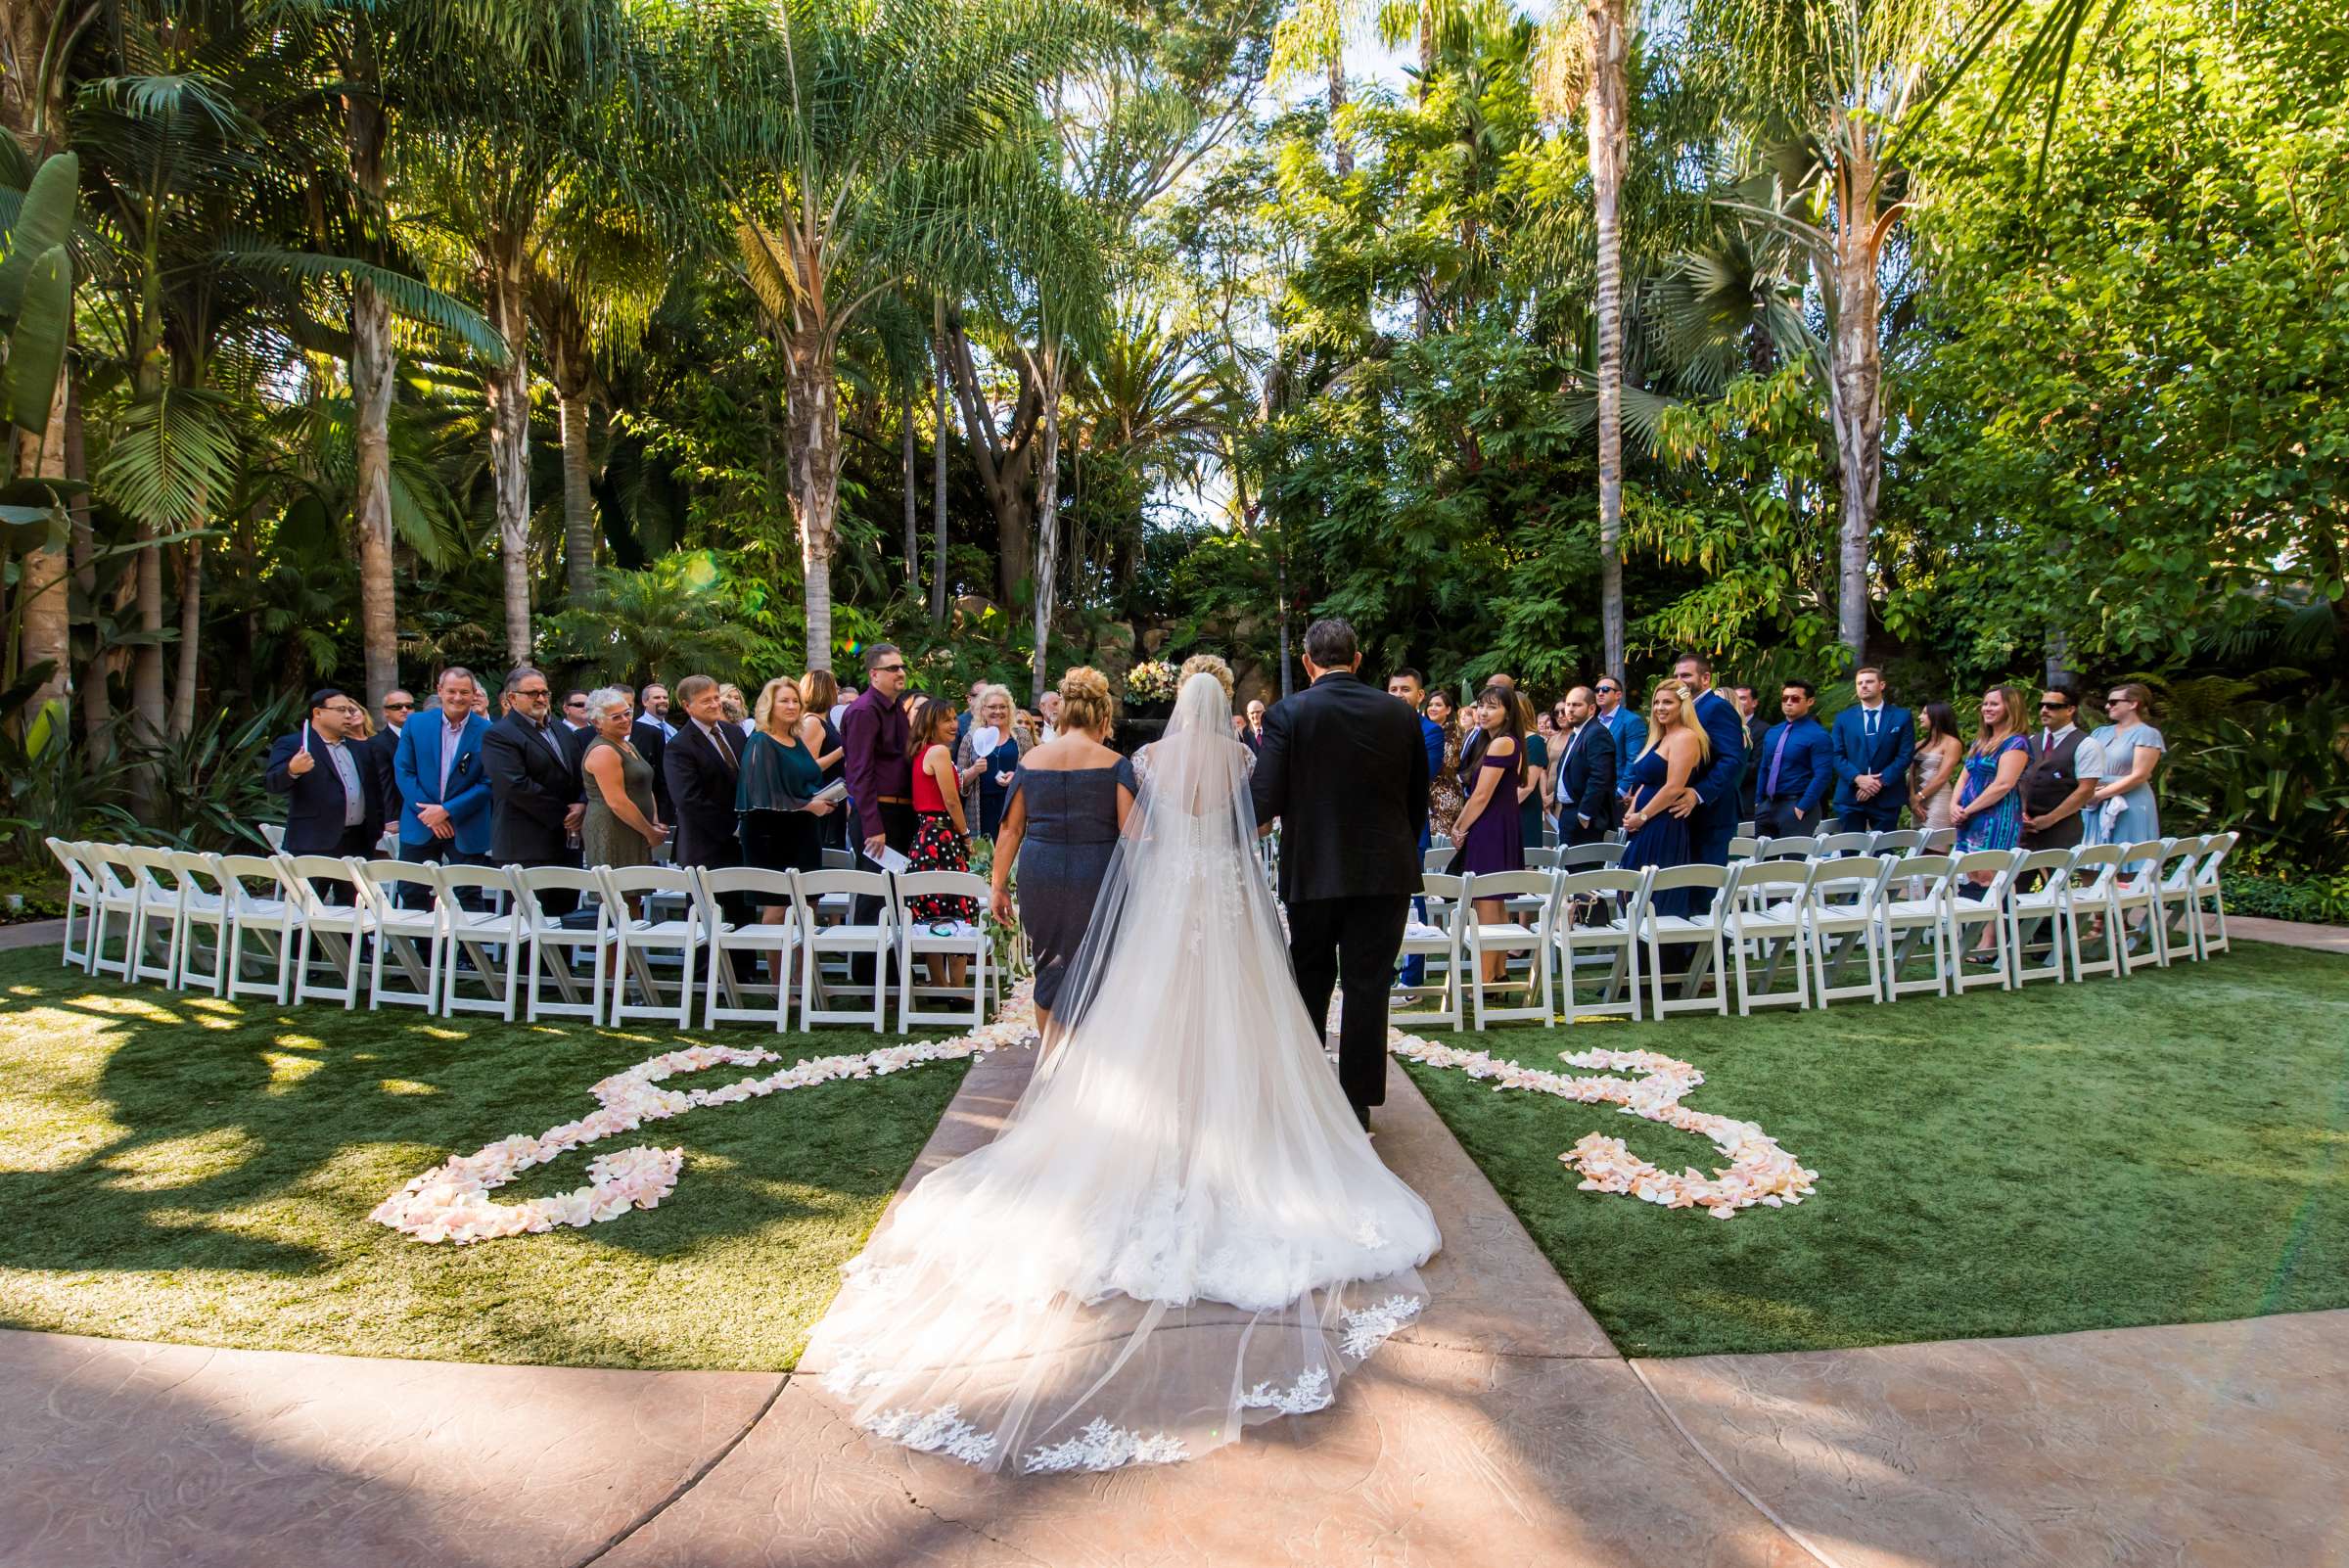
left=630, top=717, right=671, bottom=821
left=664, top=719, right=743, bottom=869
left=1555, top=720, right=1619, bottom=831
left=365, top=726, right=405, bottom=821
left=1250, top=670, right=1428, bottom=904
left=483, top=711, right=582, bottom=864
left=264, top=725, right=387, bottom=854
left=1736, top=712, right=1769, bottom=816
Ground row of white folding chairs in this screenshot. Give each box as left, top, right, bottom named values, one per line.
left=43, top=839, right=997, bottom=1035
left=1396, top=834, right=2236, bottom=1031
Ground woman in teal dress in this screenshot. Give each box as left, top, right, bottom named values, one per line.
left=738, top=677, right=839, bottom=926
left=2083, top=681, right=2165, bottom=858
left=1953, top=685, right=2033, bottom=855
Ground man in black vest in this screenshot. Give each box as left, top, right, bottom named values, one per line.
left=2021, top=683, right=2097, bottom=851
left=483, top=667, right=585, bottom=913
left=665, top=673, right=753, bottom=974
left=1251, top=618, right=1429, bottom=1130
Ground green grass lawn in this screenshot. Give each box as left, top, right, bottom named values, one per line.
left=1404, top=941, right=2349, bottom=1359
left=0, top=945, right=966, bottom=1370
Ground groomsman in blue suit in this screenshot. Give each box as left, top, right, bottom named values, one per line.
left=392, top=667, right=493, bottom=906
left=1752, top=679, right=1835, bottom=839
left=1593, top=673, right=1646, bottom=762
left=1669, top=653, right=1747, bottom=908
left=1830, top=665, right=1914, bottom=831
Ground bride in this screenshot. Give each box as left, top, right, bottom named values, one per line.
left=807, top=668, right=1442, bottom=1474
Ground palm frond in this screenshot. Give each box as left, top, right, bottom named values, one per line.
left=211, top=245, right=510, bottom=364
left=95, top=385, right=242, bottom=527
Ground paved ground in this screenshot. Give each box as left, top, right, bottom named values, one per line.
left=4, top=926, right=2345, bottom=1566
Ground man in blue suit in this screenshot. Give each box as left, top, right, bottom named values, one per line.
left=392, top=668, right=493, bottom=907
left=1830, top=665, right=1914, bottom=831
left=1385, top=667, right=1446, bottom=990
left=1667, top=653, right=1747, bottom=908
left=264, top=689, right=386, bottom=900
left=1752, top=679, right=1835, bottom=839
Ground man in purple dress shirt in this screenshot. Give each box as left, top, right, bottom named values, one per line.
left=840, top=643, right=915, bottom=984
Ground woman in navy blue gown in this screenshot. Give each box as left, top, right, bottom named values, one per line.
left=1449, top=684, right=1525, bottom=984
left=1618, top=679, right=1709, bottom=916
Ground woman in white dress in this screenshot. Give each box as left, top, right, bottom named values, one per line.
left=807, top=671, right=1441, bottom=1474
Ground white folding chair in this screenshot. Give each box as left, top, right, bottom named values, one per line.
left=1524, top=846, right=1560, bottom=870
left=1557, top=842, right=1625, bottom=871
left=44, top=838, right=97, bottom=971
left=1395, top=872, right=1465, bottom=1030
left=1726, top=861, right=1815, bottom=1014
left=1423, top=847, right=1453, bottom=874
left=1555, top=866, right=1648, bottom=1023
left=2057, top=845, right=2126, bottom=982
left=1801, top=854, right=1892, bottom=1006
left=2188, top=831, right=2238, bottom=957
left=434, top=864, right=525, bottom=1019
left=2109, top=840, right=2169, bottom=974
left=358, top=860, right=447, bottom=1012
left=118, top=846, right=190, bottom=988
left=282, top=854, right=375, bottom=1009
left=820, top=846, right=856, bottom=871
left=1638, top=863, right=1737, bottom=1018
left=1756, top=835, right=1819, bottom=862
left=1948, top=850, right=2026, bottom=993
left=1816, top=831, right=1876, bottom=857
left=218, top=853, right=299, bottom=1005
left=2003, top=848, right=2077, bottom=987
left=82, top=844, right=143, bottom=980
left=2152, top=836, right=2208, bottom=964
left=165, top=850, right=232, bottom=996
left=1816, top=816, right=1843, bottom=836
left=698, top=866, right=803, bottom=1029
left=1736, top=819, right=1758, bottom=838
left=516, top=865, right=616, bottom=1022
left=1878, top=853, right=1957, bottom=998
left=1726, top=835, right=1758, bottom=863
left=792, top=868, right=895, bottom=1031
left=601, top=864, right=705, bottom=1028
left=1870, top=828, right=1925, bottom=856
left=1921, top=827, right=1957, bottom=853
left=891, top=870, right=994, bottom=1031
left=1459, top=871, right=1557, bottom=1030
left=258, top=822, right=287, bottom=851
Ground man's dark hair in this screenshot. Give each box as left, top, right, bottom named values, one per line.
left=1390, top=666, right=1424, bottom=687
left=501, top=667, right=545, bottom=695
left=307, top=686, right=350, bottom=714
left=2045, top=682, right=2082, bottom=710
left=1733, top=683, right=1758, bottom=701
left=1782, top=677, right=1817, bottom=699
left=1303, top=618, right=1358, bottom=669
left=562, top=687, right=587, bottom=704
left=862, top=642, right=901, bottom=674
left=1673, top=650, right=1712, bottom=676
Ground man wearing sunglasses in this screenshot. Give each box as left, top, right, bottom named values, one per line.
left=1591, top=674, right=1646, bottom=763
left=2020, top=684, right=2096, bottom=851
left=841, top=643, right=917, bottom=985
left=368, top=688, right=414, bottom=822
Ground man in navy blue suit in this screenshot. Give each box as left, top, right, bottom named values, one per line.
left=265, top=689, right=386, bottom=899
left=1386, top=667, right=1446, bottom=990
left=1752, top=679, right=1835, bottom=839
left=1830, top=665, right=1914, bottom=831
left=1665, top=653, right=1746, bottom=907
left=393, top=668, right=494, bottom=907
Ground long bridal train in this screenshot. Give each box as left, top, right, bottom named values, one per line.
left=806, top=671, right=1441, bottom=1474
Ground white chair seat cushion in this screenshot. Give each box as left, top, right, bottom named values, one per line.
left=1880, top=899, right=1941, bottom=920
left=1404, top=922, right=1451, bottom=942
left=1471, top=923, right=1540, bottom=944
left=1648, top=916, right=1722, bottom=934
left=621, top=919, right=700, bottom=939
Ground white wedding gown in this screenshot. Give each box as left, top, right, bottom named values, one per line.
left=807, top=672, right=1441, bottom=1474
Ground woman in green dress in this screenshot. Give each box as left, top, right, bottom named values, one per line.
left=580, top=687, right=668, bottom=872
left=739, top=676, right=838, bottom=928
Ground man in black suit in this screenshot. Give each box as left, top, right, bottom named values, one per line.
left=664, top=672, right=753, bottom=973
left=264, top=689, right=387, bottom=899
left=367, top=688, right=414, bottom=823
left=1732, top=684, right=1770, bottom=820
left=1553, top=685, right=1619, bottom=846
left=483, top=667, right=585, bottom=913
left=1250, top=618, right=1430, bottom=1130
left=617, top=682, right=671, bottom=825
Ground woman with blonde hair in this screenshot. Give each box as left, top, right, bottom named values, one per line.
left=797, top=668, right=848, bottom=848
left=1953, top=685, right=2033, bottom=959
left=737, top=677, right=837, bottom=925
left=2083, top=681, right=2166, bottom=853
left=1619, top=679, right=1710, bottom=916
left=953, top=682, right=1024, bottom=840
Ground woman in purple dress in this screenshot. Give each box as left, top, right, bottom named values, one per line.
left=1619, top=680, right=1708, bottom=916
left=1449, top=684, right=1524, bottom=984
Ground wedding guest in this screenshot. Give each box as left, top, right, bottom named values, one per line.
left=1593, top=674, right=1646, bottom=762
left=666, top=674, right=754, bottom=970
left=2083, top=682, right=2165, bottom=854
left=841, top=643, right=915, bottom=985
left=739, top=676, right=836, bottom=930
left=578, top=687, right=667, bottom=873
left=1449, top=684, right=1524, bottom=984
left=1425, top=690, right=1467, bottom=839
left=1911, top=702, right=1964, bottom=832
left=955, top=683, right=1023, bottom=840
left=1671, top=652, right=1748, bottom=890
left=798, top=668, right=849, bottom=850
left=830, top=683, right=857, bottom=730
left=1620, top=680, right=1708, bottom=916
left=2021, top=684, right=2096, bottom=851
left=1387, top=666, right=1447, bottom=989
left=908, top=695, right=979, bottom=990
left=1830, top=666, right=1913, bottom=831
left=718, top=682, right=756, bottom=737
left=1037, top=688, right=1063, bottom=743
left=1752, top=679, right=1834, bottom=839
left=1552, top=687, right=1617, bottom=845
left=559, top=689, right=592, bottom=736
left=1240, top=697, right=1267, bottom=753
left=369, top=687, right=413, bottom=821
left=1732, top=684, right=1769, bottom=819
left=640, top=682, right=677, bottom=738
left=617, top=683, right=671, bottom=825
left=1514, top=691, right=1550, bottom=851
left=392, top=668, right=491, bottom=905
left=483, top=668, right=585, bottom=914
left=990, top=667, right=1136, bottom=1034
left=1953, top=685, right=2033, bottom=959
left=265, top=688, right=387, bottom=877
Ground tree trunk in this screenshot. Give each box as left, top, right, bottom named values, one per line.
left=941, top=318, right=1040, bottom=610
left=169, top=536, right=201, bottom=739
left=1827, top=118, right=1884, bottom=665
left=66, top=355, right=106, bottom=741
left=1327, top=53, right=1353, bottom=178
left=131, top=527, right=165, bottom=741
left=784, top=326, right=840, bottom=671
left=347, top=72, right=400, bottom=707
left=1030, top=339, right=1062, bottom=706
left=901, top=392, right=918, bottom=593
left=13, top=362, right=70, bottom=724
left=559, top=390, right=596, bottom=603
left=486, top=242, right=534, bottom=669
left=1586, top=0, right=1628, bottom=682
left=931, top=323, right=948, bottom=624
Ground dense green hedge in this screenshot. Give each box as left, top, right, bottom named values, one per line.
left=2221, top=870, right=2349, bottom=927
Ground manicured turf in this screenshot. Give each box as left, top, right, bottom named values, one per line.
left=0, top=946, right=965, bottom=1370
left=1403, top=941, right=2349, bottom=1359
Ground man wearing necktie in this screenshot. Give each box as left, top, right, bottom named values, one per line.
left=483, top=667, right=587, bottom=914
left=666, top=673, right=754, bottom=974
left=1829, top=666, right=1915, bottom=831
left=1552, top=686, right=1619, bottom=846
left=1754, top=680, right=1835, bottom=840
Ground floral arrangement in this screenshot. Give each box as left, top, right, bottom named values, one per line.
left=372, top=990, right=1039, bottom=1245
left=1388, top=1029, right=1817, bottom=1219
left=1125, top=660, right=1180, bottom=703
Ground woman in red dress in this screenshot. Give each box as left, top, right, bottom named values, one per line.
left=908, top=696, right=979, bottom=989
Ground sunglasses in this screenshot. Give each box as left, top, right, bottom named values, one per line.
left=564, top=697, right=587, bottom=708
left=2040, top=701, right=2071, bottom=710
left=384, top=700, right=414, bottom=712
left=874, top=663, right=906, bottom=674
left=1595, top=686, right=1619, bottom=695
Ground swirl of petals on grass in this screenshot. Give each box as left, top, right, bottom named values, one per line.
left=370, top=989, right=1040, bottom=1245
left=1387, top=1028, right=1817, bottom=1219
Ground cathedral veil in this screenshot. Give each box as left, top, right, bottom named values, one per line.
left=804, top=672, right=1439, bottom=1474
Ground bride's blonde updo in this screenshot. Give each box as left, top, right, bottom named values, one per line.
left=1057, top=666, right=1115, bottom=736
left=1178, top=653, right=1234, bottom=701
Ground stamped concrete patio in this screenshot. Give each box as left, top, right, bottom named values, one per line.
left=4, top=924, right=2345, bottom=1567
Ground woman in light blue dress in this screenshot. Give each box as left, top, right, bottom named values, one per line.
left=2083, top=682, right=2165, bottom=858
